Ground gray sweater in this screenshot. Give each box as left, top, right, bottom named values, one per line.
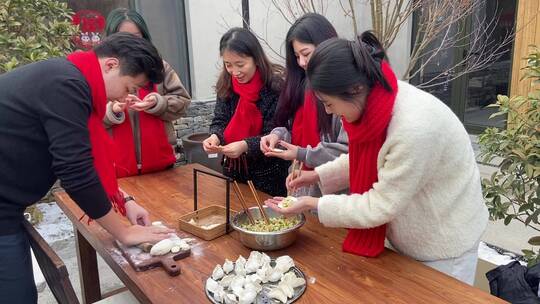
left=271, top=115, right=348, bottom=196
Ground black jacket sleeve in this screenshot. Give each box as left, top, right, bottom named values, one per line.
left=209, top=96, right=233, bottom=145
left=39, top=78, right=111, bottom=219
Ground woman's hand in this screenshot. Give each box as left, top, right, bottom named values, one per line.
left=265, top=196, right=319, bottom=215
left=264, top=140, right=298, bottom=161
left=125, top=200, right=150, bottom=226
left=221, top=141, right=248, bottom=159
left=202, top=134, right=221, bottom=153
left=260, top=133, right=279, bottom=153
left=128, top=94, right=158, bottom=111
left=286, top=169, right=320, bottom=192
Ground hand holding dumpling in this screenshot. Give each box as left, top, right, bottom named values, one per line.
left=265, top=196, right=319, bottom=215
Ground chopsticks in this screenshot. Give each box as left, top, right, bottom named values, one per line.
left=247, top=180, right=270, bottom=224
left=232, top=181, right=255, bottom=224
left=288, top=160, right=304, bottom=196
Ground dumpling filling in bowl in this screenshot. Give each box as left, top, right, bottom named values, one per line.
left=239, top=217, right=299, bottom=232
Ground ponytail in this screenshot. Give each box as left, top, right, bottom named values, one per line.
left=349, top=31, right=391, bottom=91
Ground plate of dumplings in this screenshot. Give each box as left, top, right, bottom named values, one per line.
left=205, top=251, right=307, bottom=304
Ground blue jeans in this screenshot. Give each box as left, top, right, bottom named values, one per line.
left=0, top=229, right=37, bottom=303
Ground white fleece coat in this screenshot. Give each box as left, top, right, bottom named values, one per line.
left=315, top=81, right=488, bottom=261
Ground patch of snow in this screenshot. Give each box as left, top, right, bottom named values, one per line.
left=478, top=241, right=525, bottom=266
left=31, top=249, right=46, bottom=292
left=34, top=202, right=74, bottom=244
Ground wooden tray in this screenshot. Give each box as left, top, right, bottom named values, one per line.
left=114, top=241, right=190, bottom=276
left=178, top=205, right=236, bottom=241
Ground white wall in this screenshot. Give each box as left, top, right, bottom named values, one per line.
left=185, top=0, right=412, bottom=99
left=185, top=0, right=243, bottom=100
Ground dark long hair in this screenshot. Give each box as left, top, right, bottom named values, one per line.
left=215, top=28, right=283, bottom=99
left=274, top=13, right=337, bottom=135
left=105, top=8, right=152, bottom=42
left=307, top=31, right=391, bottom=105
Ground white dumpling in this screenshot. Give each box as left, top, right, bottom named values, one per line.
left=212, top=285, right=226, bottom=303
left=149, top=239, right=173, bottom=256
left=275, top=255, right=295, bottom=273
left=268, top=268, right=282, bottom=283
left=230, top=276, right=245, bottom=297
left=219, top=274, right=235, bottom=288
left=278, top=281, right=294, bottom=299
left=238, top=288, right=257, bottom=304
left=235, top=256, right=247, bottom=276
left=212, top=264, right=225, bottom=280
left=245, top=273, right=262, bottom=286
left=268, top=287, right=287, bottom=303
left=244, top=281, right=262, bottom=294
left=223, top=293, right=238, bottom=304
left=244, top=258, right=260, bottom=274
left=256, top=263, right=270, bottom=283
left=223, top=259, right=234, bottom=274
left=247, top=251, right=262, bottom=262
left=261, top=252, right=271, bottom=264
left=245, top=251, right=262, bottom=273
left=206, top=277, right=220, bottom=294
left=281, top=271, right=306, bottom=289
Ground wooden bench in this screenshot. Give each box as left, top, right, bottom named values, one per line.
left=23, top=219, right=138, bottom=304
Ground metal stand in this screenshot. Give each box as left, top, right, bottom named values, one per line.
left=193, top=168, right=233, bottom=233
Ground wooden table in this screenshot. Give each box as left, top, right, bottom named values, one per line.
left=54, top=164, right=504, bottom=304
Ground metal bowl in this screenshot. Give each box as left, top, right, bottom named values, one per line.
left=230, top=206, right=305, bottom=251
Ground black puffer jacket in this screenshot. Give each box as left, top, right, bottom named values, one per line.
left=209, top=86, right=290, bottom=196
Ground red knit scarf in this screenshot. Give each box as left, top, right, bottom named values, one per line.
left=340, top=61, right=398, bottom=257
left=223, top=69, right=263, bottom=144
left=291, top=90, right=320, bottom=170
left=111, top=84, right=175, bottom=177
left=67, top=51, right=126, bottom=216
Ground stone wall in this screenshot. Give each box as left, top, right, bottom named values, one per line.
left=173, top=98, right=216, bottom=161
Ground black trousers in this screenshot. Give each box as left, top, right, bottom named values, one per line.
left=0, top=229, right=37, bottom=304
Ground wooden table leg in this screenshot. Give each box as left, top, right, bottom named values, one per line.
left=75, top=229, right=101, bottom=304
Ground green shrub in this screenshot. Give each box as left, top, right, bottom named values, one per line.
left=0, top=0, right=77, bottom=73
left=480, top=46, right=540, bottom=266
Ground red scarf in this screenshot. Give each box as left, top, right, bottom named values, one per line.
left=223, top=69, right=264, bottom=144
left=291, top=90, right=321, bottom=170
left=66, top=51, right=126, bottom=216
left=341, top=61, right=398, bottom=257
left=111, top=85, right=175, bottom=177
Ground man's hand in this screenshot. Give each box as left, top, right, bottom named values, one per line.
left=125, top=200, right=150, bottom=226
left=128, top=94, right=158, bottom=112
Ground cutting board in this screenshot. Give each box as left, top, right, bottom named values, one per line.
left=115, top=240, right=190, bottom=276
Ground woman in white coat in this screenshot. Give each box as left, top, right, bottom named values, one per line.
left=266, top=32, right=488, bottom=285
